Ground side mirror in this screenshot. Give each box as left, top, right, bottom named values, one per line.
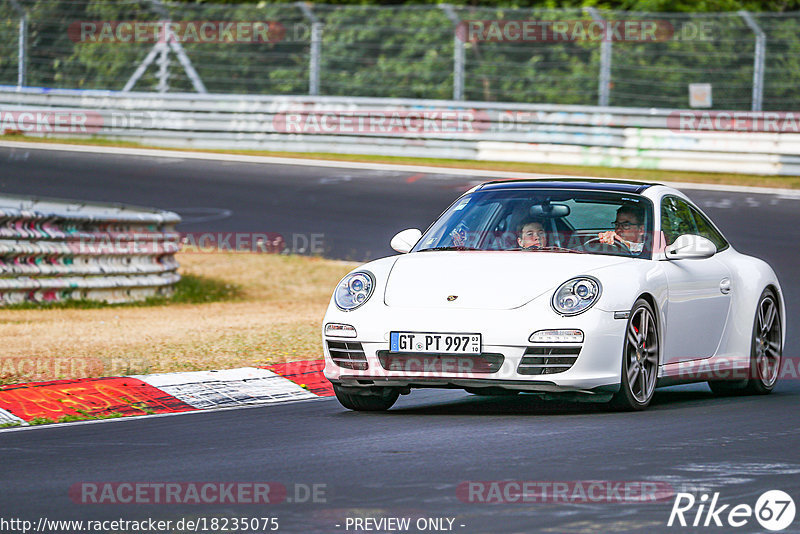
left=390, top=228, right=422, bottom=254
left=665, top=234, right=716, bottom=260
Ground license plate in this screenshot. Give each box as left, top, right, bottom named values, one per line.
left=390, top=332, right=481, bottom=354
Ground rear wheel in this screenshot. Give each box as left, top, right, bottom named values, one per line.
left=709, top=289, right=781, bottom=396
left=611, top=298, right=659, bottom=411
left=333, top=384, right=400, bottom=411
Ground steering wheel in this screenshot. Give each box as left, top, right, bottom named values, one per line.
left=582, top=236, right=634, bottom=256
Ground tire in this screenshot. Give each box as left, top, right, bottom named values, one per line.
left=709, top=288, right=781, bottom=396
left=611, top=298, right=659, bottom=411
left=333, top=384, right=400, bottom=411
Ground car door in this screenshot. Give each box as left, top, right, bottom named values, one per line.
left=660, top=196, right=732, bottom=364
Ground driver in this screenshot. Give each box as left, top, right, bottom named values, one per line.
left=517, top=218, right=548, bottom=249
left=598, top=205, right=645, bottom=253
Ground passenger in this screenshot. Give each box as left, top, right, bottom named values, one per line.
left=517, top=218, right=548, bottom=249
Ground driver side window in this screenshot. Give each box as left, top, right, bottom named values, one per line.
left=660, top=196, right=697, bottom=246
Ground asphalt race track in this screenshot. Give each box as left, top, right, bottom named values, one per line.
left=1, top=145, right=799, bottom=534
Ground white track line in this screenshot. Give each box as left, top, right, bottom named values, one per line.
left=2, top=139, right=799, bottom=197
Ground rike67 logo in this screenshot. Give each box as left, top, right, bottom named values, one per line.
left=668, top=490, right=795, bottom=531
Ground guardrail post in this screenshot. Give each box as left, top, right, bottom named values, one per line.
left=586, top=7, right=611, bottom=107
left=9, top=0, right=26, bottom=89
left=739, top=11, right=766, bottom=112
left=440, top=4, right=465, bottom=101
left=296, top=3, right=321, bottom=96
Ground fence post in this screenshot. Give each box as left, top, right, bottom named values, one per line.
left=440, top=4, right=464, bottom=101
left=296, top=3, right=321, bottom=96
left=151, top=0, right=207, bottom=93
left=739, top=11, right=766, bottom=112
left=124, top=0, right=207, bottom=93
left=9, top=0, right=26, bottom=89
left=586, top=7, right=611, bottom=107
left=157, top=43, right=170, bottom=93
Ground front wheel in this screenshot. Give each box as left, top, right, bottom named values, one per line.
left=333, top=384, right=400, bottom=411
left=709, top=288, right=781, bottom=396
left=611, top=298, right=659, bottom=411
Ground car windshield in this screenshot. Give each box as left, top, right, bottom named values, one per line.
left=412, top=188, right=654, bottom=259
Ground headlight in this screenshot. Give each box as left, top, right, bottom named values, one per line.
left=552, top=276, right=601, bottom=316
left=334, top=271, right=375, bottom=311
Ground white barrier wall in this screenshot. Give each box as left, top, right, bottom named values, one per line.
left=1, top=87, right=799, bottom=175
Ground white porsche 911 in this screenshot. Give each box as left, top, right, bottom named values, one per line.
left=322, top=179, right=785, bottom=411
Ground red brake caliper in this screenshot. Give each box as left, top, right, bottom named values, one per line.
left=633, top=325, right=645, bottom=350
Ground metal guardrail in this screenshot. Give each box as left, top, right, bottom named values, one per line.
left=2, top=2, right=798, bottom=110
left=0, top=193, right=180, bottom=305
left=1, top=87, right=799, bottom=176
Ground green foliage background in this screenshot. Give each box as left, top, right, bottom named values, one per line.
left=0, top=0, right=798, bottom=109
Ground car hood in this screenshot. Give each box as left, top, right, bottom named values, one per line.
left=383, top=251, right=627, bottom=310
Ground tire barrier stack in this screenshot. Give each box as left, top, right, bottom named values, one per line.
left=1, top=86, right=799, bottom=176
left=0, top=194, right=181, bottom=305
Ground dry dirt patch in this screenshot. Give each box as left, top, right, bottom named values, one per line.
left=0, top=252, right=356, bottom=384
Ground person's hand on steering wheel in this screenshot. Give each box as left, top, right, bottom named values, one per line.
left=592, top=230, right=630, bottom=248
left=598, top=230, right=632, bottom=250
left=583, top=233, right=633, bottom=255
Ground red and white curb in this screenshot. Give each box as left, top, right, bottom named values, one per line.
left=0, top=360, right=331, bottom=429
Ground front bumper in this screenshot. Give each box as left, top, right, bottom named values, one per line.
left=322, top=304, right=626, bottom=394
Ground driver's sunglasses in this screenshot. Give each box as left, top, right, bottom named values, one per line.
left=612, top=221, right=640, bottom=230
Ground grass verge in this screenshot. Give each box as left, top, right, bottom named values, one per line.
left=3, top=134, right=799, bottom=189
left=3, top=273, right=241, bottom=310
left=0, top=252, right=356, bottom=385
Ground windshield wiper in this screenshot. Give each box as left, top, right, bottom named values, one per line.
left=419, top=246, right=481, bottom=252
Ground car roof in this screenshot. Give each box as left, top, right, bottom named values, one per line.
left=476, top=178, right=658, bottom=195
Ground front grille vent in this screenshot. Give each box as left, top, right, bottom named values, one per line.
left=327, top=341, right=368, bottom=370
left=517, top=346, right=581, bottom=375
